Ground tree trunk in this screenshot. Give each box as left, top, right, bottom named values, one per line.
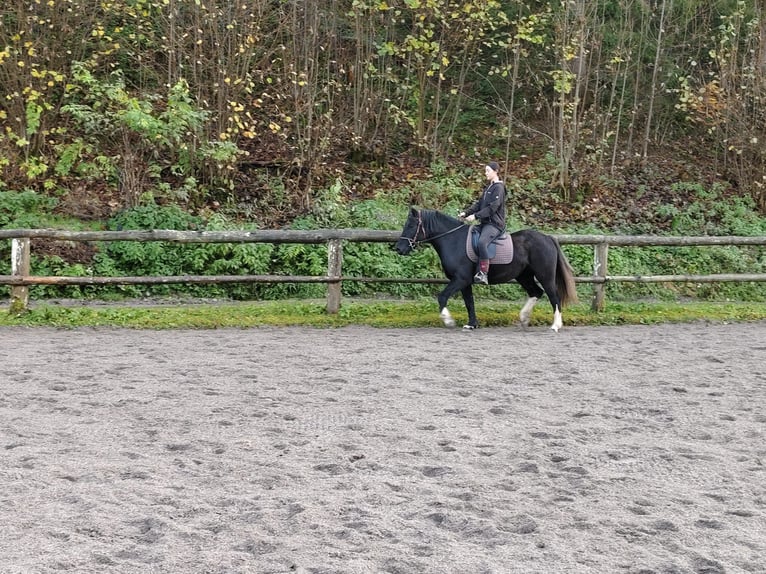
left=642, top=0, right=670, bottom=159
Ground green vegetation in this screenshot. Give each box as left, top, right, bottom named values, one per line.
left=1, top=0, right=765, bottom=215
left=2, top=299, right=765, bottom=330
left=2, top=1, right=765, bottom=328
left=2, top=172, right=766, bottom=310
left=0, top=189, right=58, bottom=228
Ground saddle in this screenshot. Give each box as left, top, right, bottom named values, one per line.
left=466, top=226, right=514, bottom=264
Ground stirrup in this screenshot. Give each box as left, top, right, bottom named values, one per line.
left=473, top=270, right=488, bottom=285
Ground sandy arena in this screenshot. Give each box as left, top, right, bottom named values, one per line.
left=1, top=322, right=765, bottom=574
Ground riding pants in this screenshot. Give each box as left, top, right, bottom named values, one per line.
left=477, top=224, right=503, bottom=260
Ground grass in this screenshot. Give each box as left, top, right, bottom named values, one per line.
left=1, top=298, right=765, bottom=329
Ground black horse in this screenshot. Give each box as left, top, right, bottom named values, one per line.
left=395, top=208, right=578, bottom=331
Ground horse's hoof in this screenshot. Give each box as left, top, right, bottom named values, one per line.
left=550, top=325, right=560, bottom=332
left=462, top=324, right=478, bottom=331
left=440, top=308, right=455, bottom=328
left=443, top=318, right=456, bottom=328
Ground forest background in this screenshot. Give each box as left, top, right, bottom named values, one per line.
left=1, top=0, right=766, bottom=304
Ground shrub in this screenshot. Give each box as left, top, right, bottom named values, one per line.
left=90, top=205, right=273, bottom=299
left=0, top=189, right=58, bottom=228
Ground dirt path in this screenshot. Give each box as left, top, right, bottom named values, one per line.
left=1, top=322, right=765, bottom=574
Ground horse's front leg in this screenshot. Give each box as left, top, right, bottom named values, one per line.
left=460, top=285, right=478, bottom=330
left=437, top=278, right=469, bottom=328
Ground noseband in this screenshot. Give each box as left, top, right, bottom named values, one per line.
left=399, top=210, right=465, bottom=248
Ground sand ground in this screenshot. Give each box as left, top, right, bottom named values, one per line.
left=1, top=322, right=765, bottom=574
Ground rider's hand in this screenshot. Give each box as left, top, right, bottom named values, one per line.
left=465, top=214, right=476, bottom=223
left=458, top=211, right=466, bottom=219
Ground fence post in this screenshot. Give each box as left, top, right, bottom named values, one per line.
left=592, top=241, right=608, bottom=311
left=10, top=237, right=31, bottom=313
left=326, top=238, right=343, bottom=314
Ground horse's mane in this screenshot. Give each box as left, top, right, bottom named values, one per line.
left=420, top=209, right=462, bottom=227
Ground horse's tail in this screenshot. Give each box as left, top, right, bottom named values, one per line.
left=552, top=237, right=579, bottom=307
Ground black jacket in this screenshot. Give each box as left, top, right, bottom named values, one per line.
left=464, top=181, right=507, bottom=230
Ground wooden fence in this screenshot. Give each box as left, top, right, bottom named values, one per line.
left=2, top=228, right=766, bottom=313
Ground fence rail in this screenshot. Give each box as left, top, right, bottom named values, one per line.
left=3, top=228, right=766, bottom=313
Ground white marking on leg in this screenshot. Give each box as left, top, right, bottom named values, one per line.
left=519, top=296, right=538, bottom=326
left=551, top=306, right=563, bottom=332
left=440, top=307, right=456, bottom=328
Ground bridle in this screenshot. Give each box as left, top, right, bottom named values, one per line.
left=399, top=209, right=465, bottom=249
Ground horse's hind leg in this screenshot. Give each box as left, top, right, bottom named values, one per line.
left=516, top=269, right=544, bottom=327
left=518, top=267, right=563, bottom=331
left=538, top=274, right=563, bottom=332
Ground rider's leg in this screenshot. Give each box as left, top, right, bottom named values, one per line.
left=474, top=226, right=498, bottom=284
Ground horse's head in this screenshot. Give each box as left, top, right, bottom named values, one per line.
left=395, top=207, right=423, bottom=255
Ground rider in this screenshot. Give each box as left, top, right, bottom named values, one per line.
left=458, top=162, right=507, bottom=285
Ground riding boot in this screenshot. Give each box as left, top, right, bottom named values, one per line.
left=473, top=259, right=490, bottom=284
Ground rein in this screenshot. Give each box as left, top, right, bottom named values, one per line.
left=399, top=210, right=465, bottom=248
